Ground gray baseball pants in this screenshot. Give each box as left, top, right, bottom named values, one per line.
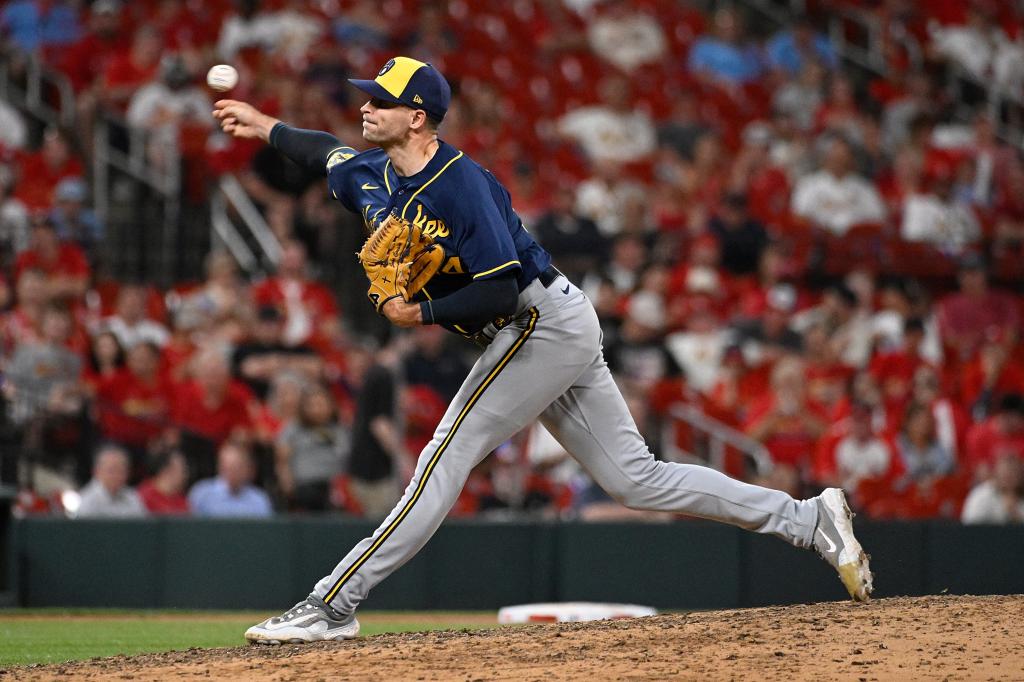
left=314, top=275, right=819, bottom=616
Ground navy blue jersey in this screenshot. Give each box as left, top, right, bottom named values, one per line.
left=325, top=141, right=551, bottom=309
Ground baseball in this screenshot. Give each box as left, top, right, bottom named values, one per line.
left=206, top=64, right=238, bottom=92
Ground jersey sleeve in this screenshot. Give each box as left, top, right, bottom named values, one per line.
left=448, top=170, right=522, bottom=281
left=325, top=146, right=361, bottom=213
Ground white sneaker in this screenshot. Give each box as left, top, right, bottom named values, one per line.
left=245, top=595, right=360, bottom=645
left=813, top=488, right=874, bottom=601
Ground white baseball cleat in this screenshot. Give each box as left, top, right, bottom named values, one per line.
left=245, top=595, right=360, bottom=645
left=813, top=487, right=874, bottom=602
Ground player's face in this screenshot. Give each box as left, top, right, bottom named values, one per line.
left=360, top=98, right=413, bottom=144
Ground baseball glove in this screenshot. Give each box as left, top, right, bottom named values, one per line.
left=357, top=214, right=444, bottom=313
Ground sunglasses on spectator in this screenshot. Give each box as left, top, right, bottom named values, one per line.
left=369, top=97, right=403, bottom=110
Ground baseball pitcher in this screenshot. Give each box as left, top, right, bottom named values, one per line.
left=213, top=56, right=873, bottom=644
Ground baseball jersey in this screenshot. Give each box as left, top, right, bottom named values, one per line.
left=325, top=140, right=551, bottom=332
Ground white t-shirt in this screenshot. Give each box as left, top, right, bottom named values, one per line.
left=835, top=436, right=891, bottom=489
left=961, top=481, right=1024, bottom=524
left=900, top=193, right=980, bottom=251
left=559, top=106, right=656, bottom=165
left=792, top=170, right=887, bottom=235
left=587, top=14, right=666, bottom=72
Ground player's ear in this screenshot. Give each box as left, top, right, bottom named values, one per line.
left=409, top=109, right=428, bottom=132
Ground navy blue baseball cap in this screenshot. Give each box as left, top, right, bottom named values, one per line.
left=348, top=56, right=451, bottom=122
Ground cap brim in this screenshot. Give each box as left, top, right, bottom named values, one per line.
left=348, top=78, right=404, bottom=105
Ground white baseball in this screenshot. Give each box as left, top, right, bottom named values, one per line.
left=206, top=64, right=239, bottom=92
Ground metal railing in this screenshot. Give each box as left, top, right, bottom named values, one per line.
left=0, top=52, right=75, bottom=129
left=663, top=403, right=774, bottom=477
left=209, top=174, right=282, bottom=276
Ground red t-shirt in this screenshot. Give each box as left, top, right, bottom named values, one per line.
left=96, top=369, right=172, bottom=448
left=965, top=419, right=1024, bottom=474
left=13, top=153, right=84, bottom=210
left=171, top=379, right=254, bottom=444
left=14, top=243, right=90, bottom=283
left=251, top=277, right=340, bottom=344
left=744, top=395, right=829, bottom=471
left=137, top=479, right=189, bottom=515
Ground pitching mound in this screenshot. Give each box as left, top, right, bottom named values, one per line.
left=6, top=595, right=1023, bottom=680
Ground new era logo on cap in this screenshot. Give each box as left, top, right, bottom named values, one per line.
left=349, top=56, right=451, bottom=122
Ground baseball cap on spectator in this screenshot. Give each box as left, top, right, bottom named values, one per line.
left=54, top=177, right=87, bottom=203
left=349, top=57, right=451, bottom=123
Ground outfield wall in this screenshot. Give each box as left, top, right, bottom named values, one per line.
left=7, top=518, right=1023, bottom=610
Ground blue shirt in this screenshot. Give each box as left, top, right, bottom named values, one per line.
left=687, top=38, right=764, bottom=85
left=188, top=478, right=273, bottom=518
left=325, top=140, right=551, bottom=307
left=1, top=1, right=81, bottom=52
left=766, top=31, right=837, bottom=75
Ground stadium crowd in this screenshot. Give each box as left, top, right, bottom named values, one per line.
left=1, top=0, right=1023, bottom=524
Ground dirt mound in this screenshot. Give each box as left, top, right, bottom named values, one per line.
left=5, top=595, right=1022, bottom=681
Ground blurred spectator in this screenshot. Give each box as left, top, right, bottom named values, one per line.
left=332, top=0, right=390, bottom=50
left=574, top=160, right=649, bottom=237
left=0, top=0, right=81, bottom=54
left=97, top=24, right=164, bottom=115
left=179, top=250, right=251, bottom=327
left=745, top=357, right=827, bottom=474
left=232, top=304, right=322, bottom=401
left=126, top=55, right=213, bottom=171
left=0, top=167, right=30, bottom=263
left=404, top=1, right=457, bottom=63
left=937, top=253, right=1019, bottom=362
left=170, top=345, right=254, bottom=476
left=731, top=122, right=792, bottom=226
left=773, top=61, right=827, bottom=133
left=558, top=75, right=656, bottom=166
left=893, top=403, right=956, bottom=491
left=188, top=440, right=272, bottom=517
left=531, top=184, right=606, bottom=284
left=95, top=341, right=171, bottom=457
left=0, top=100, right=28, bottom=151
left=14, top=220, right=90, bottom=302
left=604, top=291, right=681, bottom=395
left=795, top=281, right=874, bottom=369
left=656, top=92, right=710, bottom=161
left=965, top=394, right=1024, bottom=482
left=961, top=332, right=1024, bottom=421
left=402, top=325, right=471, bottom=402
left=585, top=0, right=666, bottom=73
left=58, top=0, right=128, bottom=94
left=687, top=7, right=763, bottom=87
left=821, top=402, right=896, bottom=491
left=348, top=339, right=406, bottom=517
left=792, top=135, right=886, bottom=236
left=733, top=284, right=804, bottom=365
left=13, top=127, right=84, bottom=212
left=48, top=177, right=103, bottom=263
left=961, top=453, right=1024, bottom=524
left=75, top=444, right=147, bottom=518
left=708, top=192, right=768, bottom=276
left=5, top=303, right=83, bottom=425
left=880, top=72, right=935, bottom=151
left=665, top=299, right=728, bottom=394
left=276, top=383, right=350, bottom=512
left=137, top=448, right=190, bottom=515
left=814, top=75, right=870, bottom=146
left=900, top=162, right=981, bottom=251
left=100, top=284, right=170, bottom=349
left=252, top=239, right=339, bottom=347
left=929, top=4, right=1020, bottom=87
left=2, top=268, right=47, bottom=356
left=83, top=330, right=125, bottom=390
left=253, top=370, right=306, bottom=445
left=766, top=17, right=837, bottom=76
left=217, top=0, right=323, bottom=63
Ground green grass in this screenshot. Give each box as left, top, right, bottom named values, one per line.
left=0, top=611, right=497, bottom=668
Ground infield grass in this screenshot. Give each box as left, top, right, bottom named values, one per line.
left=0, top=610, right=499, bottom=667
